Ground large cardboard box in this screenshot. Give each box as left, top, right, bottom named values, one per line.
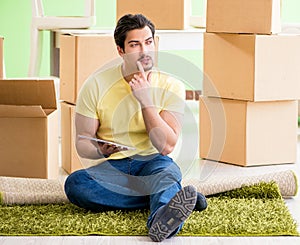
left=116, top=0, right=191, bottom=30
left=60, top=33, right=120, bottom=104
left=203, top=33, right=300, bottom=101
left=206, top=0, right=281, bottom=34
left=0, top=79, right=59, bottom=179
left=0, top=37, right=3, bottom=79
left=200, top=96, right=298, bottom=166
left=60, top=102, right=83, bottom=174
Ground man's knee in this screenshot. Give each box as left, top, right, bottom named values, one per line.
left=64, top=169, right=88, bottom=197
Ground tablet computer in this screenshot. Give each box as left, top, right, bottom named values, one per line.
left=78, top=135, right=136, bottom=150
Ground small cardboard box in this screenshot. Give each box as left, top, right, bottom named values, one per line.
left=200, top=96, right=298, bottom=166
left=60, top=33, right=121, bottom=105
left=203, top=33, right=300, bottom=101
left=60, top=102, right=83, bottom=174
left=116, top=0, right=191, bottom=30
left=0, top=37, right=3, bottom=79
left=206, top=0, right=281, bottom=34
left=0, top=79, right=59, bottom=179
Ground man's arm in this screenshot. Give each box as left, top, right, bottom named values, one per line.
left=141, top=108, right=183, bottom=155
left=75, top=113, right=120, bottom=159
left=129, top=62, right=184, bottom=155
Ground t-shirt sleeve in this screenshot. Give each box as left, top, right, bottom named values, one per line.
left=75, top=77, right=99, bottom=119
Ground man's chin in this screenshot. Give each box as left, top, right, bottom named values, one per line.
left=143, top=65, right=153, bottom=72
left=139, top=61, right=154, bottom=72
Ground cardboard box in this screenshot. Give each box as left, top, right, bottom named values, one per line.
left=0, top=37, right=3, bottom=79
left=206, top=0, right=281, bottom=34
left=199, top=96, right=298, bottom=166
left=116, top=0, right=191, bottom=30
left=60, top=102, right=83, bottom=174
left=203, top=33, right=300, bottom=101
left=0, top=79, right=59, bottom=179
left=60, top=33, right=121, bottom=104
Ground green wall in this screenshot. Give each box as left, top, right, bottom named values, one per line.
left=0, top=0, right=300, bottom=85
left=0, top=0, right=117, bottom=78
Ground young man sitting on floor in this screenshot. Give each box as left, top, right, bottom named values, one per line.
left=64, top=14, right=207, bottom=242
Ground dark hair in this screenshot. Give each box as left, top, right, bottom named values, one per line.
left=114, top=14, right=155, bottom=50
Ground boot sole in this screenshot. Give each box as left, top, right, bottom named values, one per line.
left=149, top=185, right=197, bottom=242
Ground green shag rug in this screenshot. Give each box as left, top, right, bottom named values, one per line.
left=0, top=182, right=298, bottom=237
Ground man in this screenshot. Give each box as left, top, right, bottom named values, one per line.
left=64, top=14, right=207, bottom=242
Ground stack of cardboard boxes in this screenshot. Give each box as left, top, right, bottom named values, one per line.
left=200, top=0, right=300, bottom=166
left=59, top=33, right=120, bottom=174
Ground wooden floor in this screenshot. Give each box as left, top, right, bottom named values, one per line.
left=1, top=101, right=299, bottom=244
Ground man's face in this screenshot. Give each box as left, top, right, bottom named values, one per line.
left=118, top=26, right=155, bottom=73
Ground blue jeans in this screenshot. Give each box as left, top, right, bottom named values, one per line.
left=64, top=153, right=183, bottom=234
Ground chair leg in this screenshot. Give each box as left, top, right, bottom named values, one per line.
left=28, top=26, right=43, bottom=77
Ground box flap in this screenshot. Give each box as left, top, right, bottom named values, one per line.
left=0, top=105, right=46, bottom=118
left=0, top=79, right=56, bottom=109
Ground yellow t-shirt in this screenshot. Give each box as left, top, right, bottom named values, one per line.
left=76, top=65, right=186, bottom=159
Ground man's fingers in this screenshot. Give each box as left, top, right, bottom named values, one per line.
left=147, top=71, right=152, bottom=82
left=137, top=61, right=144, bottom=73
left=137, top=61, right=146, bottom=78
left=137, top=61, right=152, bottom=83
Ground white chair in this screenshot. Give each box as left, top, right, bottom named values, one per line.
left=28, top=0, right=96, bottom=77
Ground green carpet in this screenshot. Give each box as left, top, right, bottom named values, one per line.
left=0, top=182, right=298, bottom=237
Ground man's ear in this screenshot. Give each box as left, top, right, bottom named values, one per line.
left=117, top=46, right=125, bottom=56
